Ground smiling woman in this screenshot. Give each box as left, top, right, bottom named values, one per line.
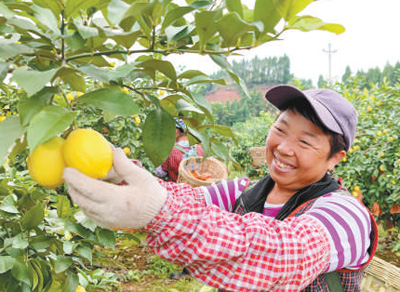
left=63, top=84, right=378, bottom=292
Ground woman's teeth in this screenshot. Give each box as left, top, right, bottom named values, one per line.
left=276, top=159, right=293, bottom=169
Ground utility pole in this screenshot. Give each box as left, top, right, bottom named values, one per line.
left=323, top=43, right=337, bottom=81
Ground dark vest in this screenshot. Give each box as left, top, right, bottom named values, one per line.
left=219, top=174, right=378, bottom=292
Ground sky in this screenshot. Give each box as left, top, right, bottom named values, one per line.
left=168, top=0, right=400, bottom=86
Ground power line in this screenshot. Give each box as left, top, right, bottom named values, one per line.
left=323, top=43, right=337, bottom=81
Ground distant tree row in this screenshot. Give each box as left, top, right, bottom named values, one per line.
left=318, top=61, right=400, bottom=89
left=203, top=54, right=313, bottom=92
left=210, top=89, right=276, bottom=126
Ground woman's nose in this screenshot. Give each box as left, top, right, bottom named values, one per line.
left=276, top=138, right=295, bottom=156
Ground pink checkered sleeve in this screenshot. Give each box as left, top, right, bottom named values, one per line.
left=144, top=185, right=331, bottom=292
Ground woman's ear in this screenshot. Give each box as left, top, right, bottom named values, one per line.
left=328, top=150, right=346, bottom=171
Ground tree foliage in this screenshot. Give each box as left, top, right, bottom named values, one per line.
left=0, top=0, right=345, bottom=167
left=0, top=0, right=346, bottom=290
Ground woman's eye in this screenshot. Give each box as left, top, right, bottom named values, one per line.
left=300, top=140, right=311, bottom=146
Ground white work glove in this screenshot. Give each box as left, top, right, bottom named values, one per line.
left=63, top=147, right=167, bottom=230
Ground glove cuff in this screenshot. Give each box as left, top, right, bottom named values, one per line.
left=138, top=188, right=168, bottom=228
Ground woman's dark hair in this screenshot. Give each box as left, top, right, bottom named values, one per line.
left=279, top=98, right=346, bottom=158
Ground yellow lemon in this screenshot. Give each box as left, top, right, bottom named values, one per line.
left=377, top=131, right=383, bottom=137
left=353, top=186, right=360, bottom=192
left=123, top=147, right=130, bottom=155
left=0, top=115, right=5, bottom=122
left=74, top=286, right=86, bottom=292
left=63, top=129, right=113, bottom=179
left=367, top=106, right=372, bottom=112
left=27, top=136, right=66, bottom=188
left=66, top=93, right=75, bottom=101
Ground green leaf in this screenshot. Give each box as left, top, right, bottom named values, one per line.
left=175, top=99, right=204, bottom=114
left=78, top=88, right=139, bottom=116
left=189, top=0, right=214, bottom=9
left=138, top=59, right=177, bottom=81
left=0, top=39, right=34, bottom=59
left=0, top=62, right=10, bottom=83
left=161, top=6, right=194, bottom=31
left=184, top=75, right=226, bottom=86
left=64, top=0, right=102, bottom=18
left=62, top=271, right=79, bottom=292
left=27, top=106, right=76, bottom=152
left=178, top=70, right=206, bottom=79
left=17, top=87, right=56, bottom=127
left=56, top=195, right=71, bottom=219
left=142, top=109, right=176, bottom=166
left=254, top=0, right=281, bottom=33
left=56, top=68, right=86, bottom=93
left=108, top=29, right=142, bottom=49
left=32, top=4, right=60, bottom=35
left=76, top=246, right=92, bottom=264
left=64, top=32, right=86, bottom=52
left=165, top=25, right=194, bottom=42
left=21, top=203, right=45, bottom=230
left=107, top=0, right=131, bottom=25
left=12, top=233, right=29, bottom=249
left=32, top=0, right=62, bottom=19
left=217, top=12, right=256, bottom=47
left=65, top=223, right=97, bottom=241
left=0, top=194, right=19, bottom=214
left=194, top=9, right=222, bottom=51
left=96, top=228, right=116, bottom=248
left=74, top=211, right=96, bottom=232
left=0, top=2, right=15, bottom=19
left=0, top=116, right=24, bottom=165
left=0, top=256, right=16, bottom=273
left=187, top=128, right=210, bottom=157
left=12, top=68, right=58, bottom=97
left=274, top=0, right=313, bottom=22
left=78, top=64, right=110, bottom=83
left=29, top=235, right=55, bottom=250
left=75, top=23, right=99, bottom=39
left=54, top=256, right=73, bottom=274
left=226, top=0, right=243, bottom=17
left=227, top=71, right=250, bottom=99
left=11, top=260, right=32, bottom=286
left=122, top=2, right=160, bottom=34
left=288, top=15, right=345, bottom=35
left=63, top=241, right=74, bottom=254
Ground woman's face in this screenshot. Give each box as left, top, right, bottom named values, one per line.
left=265, top=109, right=345, bottom=194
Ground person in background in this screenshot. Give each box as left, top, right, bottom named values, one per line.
left=63, top=85, right=378, bottom=291
left=155, top=118, right=203, bottom=182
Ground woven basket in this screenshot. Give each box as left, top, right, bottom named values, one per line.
left=361, top=256, right=400, bottom=291
left=177, top=156, right=228, bottom=187
left=249, top=146, right=267, bottom=168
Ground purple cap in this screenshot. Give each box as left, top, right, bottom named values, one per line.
left=265, top=85, right=357, bottom=151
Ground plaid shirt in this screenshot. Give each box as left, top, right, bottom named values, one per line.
left=144, top=181, right=333, bottom=291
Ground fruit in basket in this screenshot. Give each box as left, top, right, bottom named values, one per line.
left=190, top=170, right=214, bottom=181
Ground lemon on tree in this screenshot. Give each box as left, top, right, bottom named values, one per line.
left=63, top=128, right=113, bottom=179
left=75, top=286, right=86, bottom=292
left=27, top=136, right=66, bottom=188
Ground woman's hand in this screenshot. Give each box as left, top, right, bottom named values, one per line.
left=63, top=147, right=167, bottom=230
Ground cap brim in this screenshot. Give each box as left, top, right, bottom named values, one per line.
left=265, top=85, right=343, bottom=135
